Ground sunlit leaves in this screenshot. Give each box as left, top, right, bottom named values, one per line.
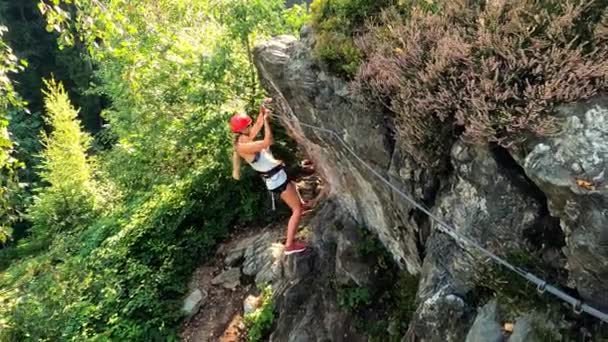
left=28, top=79, right=98, bottom=237
left=0, top=1, right=306, bottom=339
left=0, top=25, right=28, bottom=245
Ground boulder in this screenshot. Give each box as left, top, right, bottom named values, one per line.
left=211, top=268, right=241, bottom=290
left=182, top=289, right=207, bottom=317
left=243, top=294, right=262, bottom=315
left=465, top=300, right=503, bottom=342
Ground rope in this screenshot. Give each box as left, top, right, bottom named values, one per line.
left=259, top=69, right=608, bottom=323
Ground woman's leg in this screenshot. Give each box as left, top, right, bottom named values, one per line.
left=280, top=182, right=302, bottom=248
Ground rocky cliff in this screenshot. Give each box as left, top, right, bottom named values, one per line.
left=252, top=28, right=608, bottom=341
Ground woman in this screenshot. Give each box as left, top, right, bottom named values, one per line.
left=230, top=103, right=306, bottom=255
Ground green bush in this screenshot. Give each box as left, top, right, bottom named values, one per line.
left=333, top=226, right=419, bottom=341
left=337, top=285, right=372, bottom=311
left=28, top=79, right=100, bottom=238
left=284, top=4, right=312, bottom=34
left=310, top=0, right=395, bottom=77
left=244, top=285, right=276, bottom=342
left=0, top=0, right=297, bottom=340
left=356, top=1, right=608, bottom=167
left=0, top=25, right=28, bottom=246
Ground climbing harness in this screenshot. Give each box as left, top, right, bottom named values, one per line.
left=257, top=64, right=608, bottom=323
left=255, top=161, right=285, bottom=211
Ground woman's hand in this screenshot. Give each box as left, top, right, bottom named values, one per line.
left=261, top=106, right=272, bottom=121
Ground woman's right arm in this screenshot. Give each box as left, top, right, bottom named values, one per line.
left=235, top=115, right=273, bottom=155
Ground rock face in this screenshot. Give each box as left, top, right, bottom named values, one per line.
left=406, top=141, right=546, bottom=341
left=253, top=29, right=608, bottom=340
left=223, top=202, right=373, bottom=342
left=520, top=99, right=608, bottom=310
left=254, top=31, right=432, bottom=275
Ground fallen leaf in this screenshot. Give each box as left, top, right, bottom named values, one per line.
left=576, top=179, right=594, bottom=190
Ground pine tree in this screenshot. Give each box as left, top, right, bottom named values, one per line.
left=29, top=79, right=96, bottom=236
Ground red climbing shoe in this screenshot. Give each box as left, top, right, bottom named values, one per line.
left=284, top=242, right=307, bottom=255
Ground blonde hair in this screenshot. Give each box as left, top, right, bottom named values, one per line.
left=232, top=135, right=241, bottom=180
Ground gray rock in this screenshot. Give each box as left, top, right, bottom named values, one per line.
left=243, top=294, right=262, bottom=315
left=409, top=142, right=542, bottom=341
left=251, top=31, right=608, bottom=341
left=334, top=224, right=374, bottom=287
left=269, top=277, right=366, bottom=342
left=224, top=235, right=258, bottom=267
left=254, top=35, right=428, bottom=274
left=520, top=98, right=608, bottom=310
left=508, top=313, right=562, bottom=342
left=182, top=289, right=207, bottom=317
left=284, top=248, right=315, bottom=281
left=268, top=203, right=367, bottom=342
left=211, top=268, right=241, bottom=290
left=465, top=300, right=503, bottom=342
left=241, top=231, right=284, bottom=285
left=405, top=288, right=471, bottom=342
left=508, top=315, right=535, bottom=342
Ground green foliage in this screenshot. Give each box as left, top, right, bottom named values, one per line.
left=473, top=251, right=558, bottom=320
left=310, top=0, right=394, bottom=77
left=283, top=4, right=312, bottom=34
left=0, top=25, right=28, bottom=245
left=333, top=226, right=419, bottom=341
left=357, top=225, right=391, bottom=269
left=334, top=272, right=419, bottom=341
left=1, top=0, right=103, bottom=134
left=244, top=285, right=275, bottom=342
left=0, top=1, right=299, bottom=340
left=8, top=109, right=43, bottom=184
left=389, top=273, right=419, bottom=331
left=337, top=285, right=372, bottom=311
left=28, top=79, right=99, bottom=238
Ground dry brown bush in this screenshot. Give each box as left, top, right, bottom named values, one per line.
left=355, top=0, right=608, bottom=167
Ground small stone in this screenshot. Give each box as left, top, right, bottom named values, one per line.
left=243, top=295, right=262, bottom=315
left=182, top=289, right=207, bottom=317
left=465, top=300, right=502, bottom=342
left=211, top=268, right=241, bottom=290
left=592, top=170, right=605, bottom=183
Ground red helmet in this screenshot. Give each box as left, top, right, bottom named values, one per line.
left=229, top=113, right=252, bottom=133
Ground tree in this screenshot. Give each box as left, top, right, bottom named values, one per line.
left=28, top=79, right=97, bottom=237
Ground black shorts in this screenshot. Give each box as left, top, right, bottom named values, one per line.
left=261, top=164, right=290, bottom=195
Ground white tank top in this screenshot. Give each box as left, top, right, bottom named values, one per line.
left=247, top=149, right=281, bottom=172
left=246, top=149, right=287, bottom=191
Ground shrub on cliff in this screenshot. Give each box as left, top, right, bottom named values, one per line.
left=310, top=0, right=394, bottom=77
left=355, top=0, right=608, bottom=167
